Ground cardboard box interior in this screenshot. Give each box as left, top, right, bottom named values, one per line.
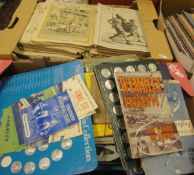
left=0, top=0, right=37, bottom=59
left=2, top=0, right=175, bottom=63
left=136, top=0, right=173, bottom=61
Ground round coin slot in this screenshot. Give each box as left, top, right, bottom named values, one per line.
left=38, top=144, right=49, bottom=152
left=117, top=118, right=125, bottom=130
left=24, top=162, right=36, bottom=174
left=137, top=64, right=146, bottom=72
left=122, top=132, right=129, bottom=144
left=25, top=148, right=36, bottom=156
left=1, top=156, right=12, bottom=168
left=109, top=92, right=119, bottom=103
left=11, top=161, right=22, bottom=174
left=52, top=149, right=63, bottom=161
left=126, top=66, right=136, bottom=73
left=148, top=63, right=157, bottom=72
left=101, top=68, right=111, bottom=78
left=105, top=80, right=115, bottom=90
left=61, top=139, right=73, bottom=150
left=112, top=105, right=122, bottom=116
left=39, top=157, right=50, bottom=170
left=114, top=67, right=123, bottom=73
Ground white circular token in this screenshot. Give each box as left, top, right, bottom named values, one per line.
left=114, top=67, right=123, bottom=73
left=105, top=80, right=115, bottom=90
left=148, top=63, right=157, bottom=72
left=126, top=66, right=136, bottom=73
left=112, top=105, right=122, bottom=116
left=61, top=139, right=73, bottom=150
left=101, top=68, right=111, bottom=78
left=137, top=64, right=146, bottom=72
left=109, top=92, right=119, bottom=103
left=1, top=156, right=12, bottom=168
left=52, top=149, right=63, bottom=161
left=39, top=157, right=50, bottom=170
left=11, top=161, right=22, bottom=174
left=25, top=148, right=36, bottom=156
left=24, top=162, right=36, bottom=174
left=38, top=144, right=49, bottom=152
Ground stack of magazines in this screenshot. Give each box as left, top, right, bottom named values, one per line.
left=165, top=9, right=194, bottom=59
left=14, top=0, right=149, bottom=61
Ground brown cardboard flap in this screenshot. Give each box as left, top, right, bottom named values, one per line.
left=136, top=0, right=158, bottom=20
left=0, top=0, right=37, bottom=57
left=136, top=0, right=173, bottom=60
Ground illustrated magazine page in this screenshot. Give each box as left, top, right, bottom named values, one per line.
left=94, top=4, right=148, bottom=52
left=114, top=71, right=183, bottom=158
left=36, top=2, right=96, bottom=46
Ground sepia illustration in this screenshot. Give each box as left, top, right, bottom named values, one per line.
left=38, top=3, right=95, bottom=45
left=108, top=14, right=143, bottom=45
left=96, top=5, right=148, bottom=52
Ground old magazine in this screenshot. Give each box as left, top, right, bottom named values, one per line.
left=114, top=71, right=183, bottom=158
left=20, top=2, right=148, bottom=53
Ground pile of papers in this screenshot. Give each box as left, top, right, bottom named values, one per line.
left=14, top=1, right=149, bottom=61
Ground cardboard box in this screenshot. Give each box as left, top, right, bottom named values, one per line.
left=135, top=0, right=173, bottom=60
left=0, top=0, right=37, bottom=60
left=157, top=0, right=194, bottom=123
left=9, top=0, right=174, bottom=71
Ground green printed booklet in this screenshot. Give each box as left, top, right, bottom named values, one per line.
left=0, top=74, right=97, bottom=155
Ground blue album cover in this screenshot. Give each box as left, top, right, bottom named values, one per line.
left=142, top=81, right=194, bottom=175
left=0, top=61, right=97, bottom=175
left=12, top=90, right=78, bottom=145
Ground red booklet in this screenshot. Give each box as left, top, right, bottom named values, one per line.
left=167, top=62, right=194, bottom=96
left=0, top=59, right=12, bottom=74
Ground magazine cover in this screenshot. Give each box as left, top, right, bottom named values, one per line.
left=114, top=71, right=183, bottom=158
left=12, top=88, right=79, bottom=145
left=0, top=61, right=97, bottom=175
left=142, top=81, right=194, bottom=175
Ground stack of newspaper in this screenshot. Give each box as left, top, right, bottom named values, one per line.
left=14, top=1, right=149, bottom=61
